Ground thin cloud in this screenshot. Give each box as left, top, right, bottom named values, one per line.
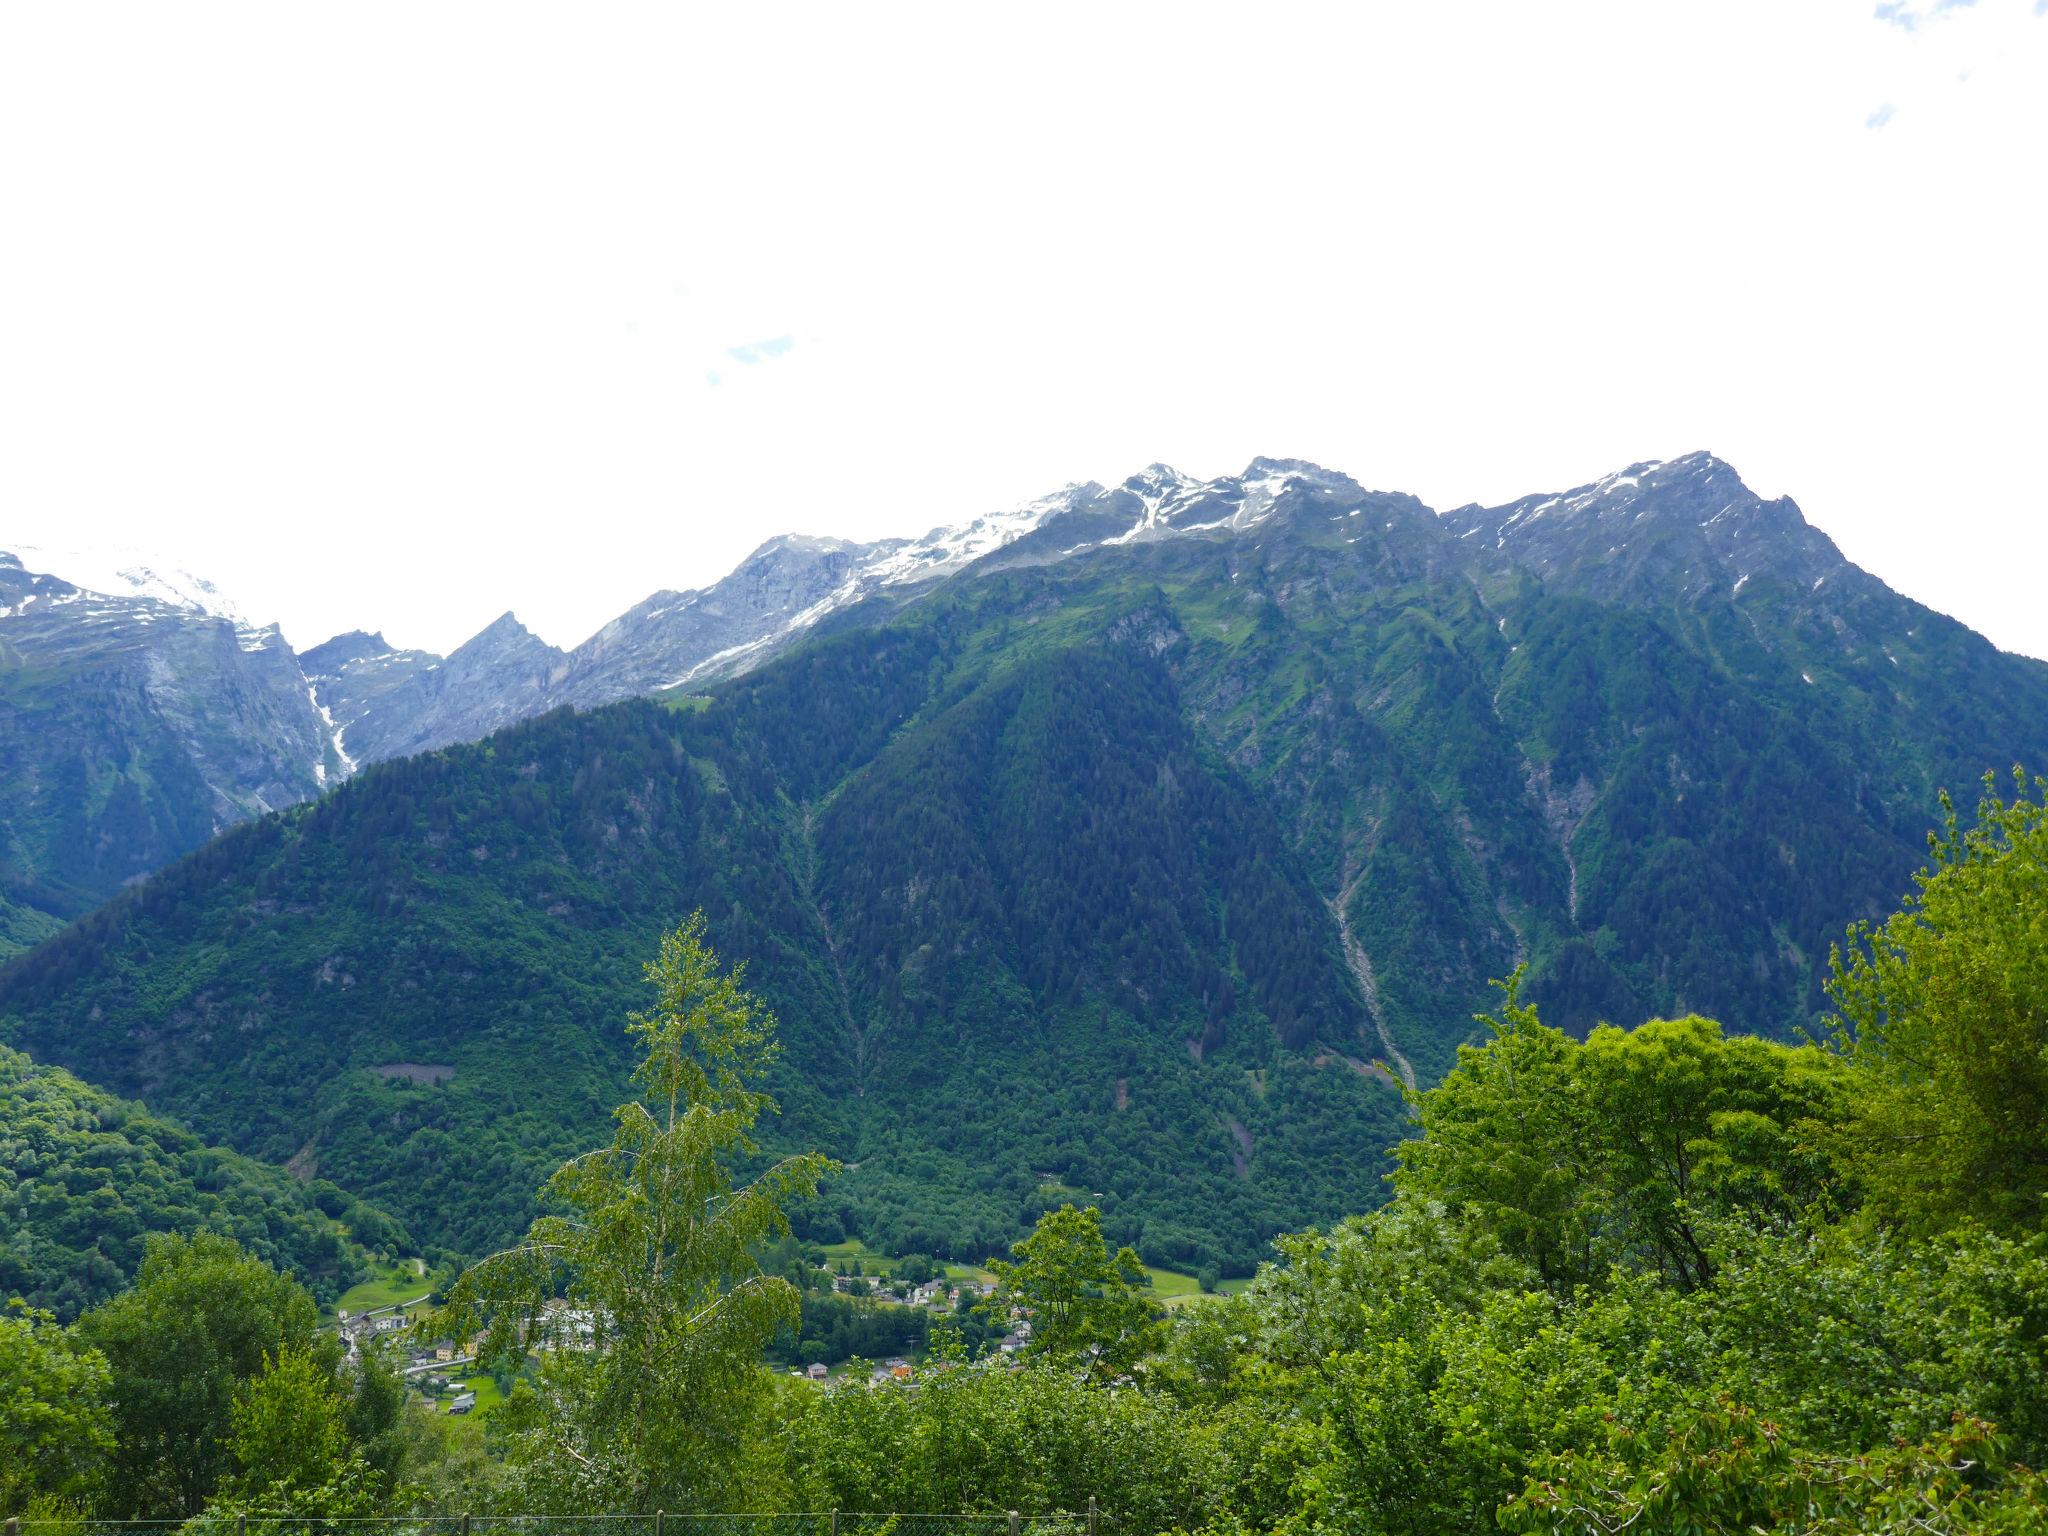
left=1875, top=0, right=1980, bottom=31
left=726, top=334, right=796, bottom=366
left=1866, top=101, right=1898, bottom=127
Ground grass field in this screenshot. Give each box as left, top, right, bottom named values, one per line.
left=1143, top=1265, right=1201, bottom=1300
left=1144, top=1266, right=1255, bottom=1306
left=817, top=1238, right=902, bottom=1274
left=817, top=1238, right=995, bottom=1287
left=330, top=1259, right=432, bottom=1322
left=455, top=1374, right=507, bottom=1414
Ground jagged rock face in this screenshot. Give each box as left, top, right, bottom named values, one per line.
left=1442, top=452, right=1852, bottom=607
left=305, top=543, right=890, bottom=764
left=296, top=630, right=437, bottom=769
left=564, top=535, right=880, bottom=700
left=309, top=463, right=1479, bottom=771
left=307, top=491, right=1096, bottom=763
left=309, top=614, right=569, bottom=764
left=0, top=552, right=344, bottom=941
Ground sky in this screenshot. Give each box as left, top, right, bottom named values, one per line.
left=2, top=2, right=2044, bottom=658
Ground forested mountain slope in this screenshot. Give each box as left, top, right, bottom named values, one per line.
left=1, top=628, right=1404, bottom=1270
left=0, top=1045, right=397, bottom=1319
left=6, top=452, right=2046, bottom=1274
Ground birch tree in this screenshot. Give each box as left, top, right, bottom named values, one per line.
left=439, top=913, right=836, bottom=1510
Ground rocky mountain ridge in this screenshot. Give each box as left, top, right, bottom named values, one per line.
left=5, top=450, right=2018, bottom=943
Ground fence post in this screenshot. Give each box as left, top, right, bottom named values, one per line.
left=7, top=1516, right=19, bottom=1536
left=236, top=1517, right=246, bottom=1536
left=1008, top=1513, right=1020, bottom=1536
left=831, top=1512, right=840, bottom=1536
left=1088, top=1496, right=1098, bottom=1536
left=461, top=1514, right=472, bottom=1536
left=656, top=1512, right=665, bottom=1536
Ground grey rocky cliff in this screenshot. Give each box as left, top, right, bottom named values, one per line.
left=0, top=551, right=344, bottom=940
left=1441, top=451, right=1856, bottom=608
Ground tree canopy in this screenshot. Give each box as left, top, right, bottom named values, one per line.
left=983, top=1203, right=1160, bottom=1377
left=1827, top=767, right=2048, bottom=1233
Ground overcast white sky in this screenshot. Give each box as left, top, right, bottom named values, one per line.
left=3, top=2, right=2044, bottom=657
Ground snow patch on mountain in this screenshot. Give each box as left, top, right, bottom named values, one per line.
left=4, top=541, right=257, bottom=627
left=866, top=486, right=1083, bottom=586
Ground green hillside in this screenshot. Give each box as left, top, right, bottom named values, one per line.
left=0, top=1044, right=401, bottom=1319
left=0, top=632, right=1407, bottom=1272
left=6, top=464, right=2047, bottom=1275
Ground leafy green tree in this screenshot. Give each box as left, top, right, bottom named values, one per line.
left=1696, top=1221, right=2048, bottom=1468
left=1575, top=1014, right=1844, bottom=1289
left=896, top=1252, right=939, bottom=1285
left=341, top=1337, right=413, bottom=1505
left=440, top=913, right=835, bottom=1512
left=76, top=1231, right=327, bottom=1516
left=0, top=1300, right=113, bottom=1510
left=1393, top=972, right=1605, bottom=1293
left=984, top=1204, right=1158, bottom=1376
left=206, top=1343, right=379, bottom=1519
left=396, top=1407, right=518, bottom=1516
left=1399, top=975, right=1847, bottom=1294
left=1827, top=768, right=2048, bottom=1233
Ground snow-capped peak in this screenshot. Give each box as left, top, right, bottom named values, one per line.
left=865, top=484, right=1088, bottom=587
left=3, top=540, right=256, bottom=626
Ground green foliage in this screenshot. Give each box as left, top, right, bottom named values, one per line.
left=1499, top=1402, right=2048, bottom=1535
left=209, top=1343, right=380, bottom=1518
left=1827, top=768, right=2048, bottom=1233
left=0, top=892, right=63, bottom=960
left=1396, top=977, right=1846, bottom=1293
left=0, top=1044, right=385, bottom=1320
left=13, top=777, right=2048, bottom=1532
left=1133, top=846, right=2048, bottom=1530
left=1143, top=1184, right=2048, bottom=1534
left=895, top=1252, right=939, bottom=1285
left=75, top=1231, right=330, bottom=1517
left=784, top=1356, right=1211, bottom=1531
left=984, top=1205, right=1160, bottom=1377
left=771, top=1289, right=929, bottom=1368
left=0, top=1299, right=113, bottom=1510
left=438, top=917, right=834, bottom=1512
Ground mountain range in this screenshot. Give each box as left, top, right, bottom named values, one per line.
left=0, top=486, right=1111, bottom=945
left=4, top=451, right=2044, bottom=1272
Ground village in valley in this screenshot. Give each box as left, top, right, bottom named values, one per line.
left=327, top=1246, right=1047, bottom=1416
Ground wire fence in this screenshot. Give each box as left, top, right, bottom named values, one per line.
left=4, top=1513, right=1101, bottom=1536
